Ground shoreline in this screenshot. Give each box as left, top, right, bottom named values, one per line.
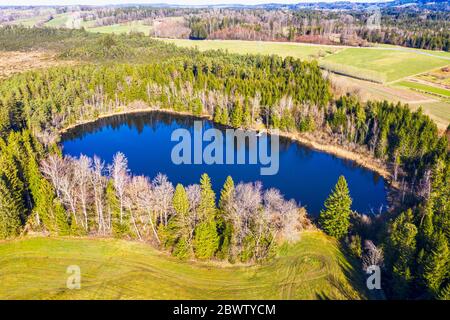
left=59, top=106, right=396, bottom=189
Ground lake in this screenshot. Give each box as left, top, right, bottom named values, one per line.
left=61, top=111, right=389, bottom=216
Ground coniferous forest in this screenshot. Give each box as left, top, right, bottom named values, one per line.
left=0, top=23, right=448, bottom=300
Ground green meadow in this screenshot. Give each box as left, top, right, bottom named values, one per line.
left=0, top=231, right=364, bottom=300
left=161, top=38, right=341, bottom=60
left=322, top=47, right=450, bottom=82
left=43, top=14, right=70, bottom=28
left=86, top=21, right=153, bottom=35
left=163, top=39, right=450, bottom=83
left=396, top=81, right=450, bottom=98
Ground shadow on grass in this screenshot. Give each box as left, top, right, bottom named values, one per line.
left=316, top=242, right=385, bottom=300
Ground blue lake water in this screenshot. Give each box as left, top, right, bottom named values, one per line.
left=61, top=112, right=389, bottom=217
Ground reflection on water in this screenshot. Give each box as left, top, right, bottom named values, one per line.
left=62, top=111, right=389, bottom=216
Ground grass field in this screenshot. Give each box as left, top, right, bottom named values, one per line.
left=10, top=15, right=49, bottom=27
left=321, top=47, right=450, bottom=83
left=162, top=39, right=450, bottom=129
left=87, top=21, right=153, bottom=35
left=408, top=101, right=450, bottom=128
left=396, top=81, right=450, bottom=98
left=161, top=38, right=341, bottom=60
left=43, top=14, right=70, bottom=28
left=162, top=39, right=450, bottom=83
left=0, top=231, right=365, bottom=300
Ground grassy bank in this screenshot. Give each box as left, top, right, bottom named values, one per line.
left=0, top=231, right=365, bottom=300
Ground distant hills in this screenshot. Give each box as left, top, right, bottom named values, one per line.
left=1, top=0, right=448, bottom=11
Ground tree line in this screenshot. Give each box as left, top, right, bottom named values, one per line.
left=0, top=26, right=448, bottom=299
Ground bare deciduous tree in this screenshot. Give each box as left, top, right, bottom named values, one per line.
left=73, top=155, right=92, bottom=231
left=91, top=156, right=107, bottom=234
left=110, top=152, right=129, bottom=224
left=152, top=173, right=174, bottom=226
left=362, top=240, right=384, bottom=271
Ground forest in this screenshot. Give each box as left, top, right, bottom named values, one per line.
left=0, top=26, right=449, bottom=299
left=1, top=4, right=449, bottom=50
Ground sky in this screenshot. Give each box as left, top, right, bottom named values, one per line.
left=0, top=0, right=387, bottom=6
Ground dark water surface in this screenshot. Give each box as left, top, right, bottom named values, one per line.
left=62, top=112, right=388, bottom=216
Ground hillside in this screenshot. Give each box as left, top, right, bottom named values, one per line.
left=0, top=231, right=365, bottom=300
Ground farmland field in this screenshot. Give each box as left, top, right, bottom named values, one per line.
left=0, top=231, right=364, bottom=300
left=408, top=101, right=450, bottom=129
left=164, top=38, right=450, bottom=129
left=87, top=21, right=153, bottom=35
left=396, top=81, right=450, bottom=98
left=161, top=38, right=342, bottom=60
left=43, top=13, right=70, bottom=28
left=9, top=15, right=49, bottom=27
left=163, top=39, right=450, bottom=83
left=321, top=47, right=450, bottom=83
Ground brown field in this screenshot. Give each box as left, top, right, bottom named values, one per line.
left=328, top=72, right=450, bottom=131
left=415, top=66, right=450, bottom=89
left=0, top=51, right=73, bottom=79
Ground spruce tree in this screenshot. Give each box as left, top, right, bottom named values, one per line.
left=318, top=175, right=352, bottom=239
left=106, top=179, right=125, bottom=237
left=0, top=176, right=22, bottom=238
left=438, top=283, right=450, bottom=300
left=194, top=220, right=220, bottom=260
left=243, top=100, right=251, bottom=127
left=213, top=106, right=222, bottom=124
left=219, top=176, right=234, bottom=212
left=217, top=176, right=234, bottom=259
left=0, top=152, right=25, bottom=220
left=221, top=107, right=229, bottom=125
left=385, top=209, right=418, bottom=298
left=198, top=173, right=216, bottom=220
left=172, top=184, right=192, bottom=258
left=173, top=184, right=189, bottom=218
left=231, top=100, right=243, bottom=128
left=194, top=174, right=219, bottom=259
left=422, top=233, right=449, bottom=294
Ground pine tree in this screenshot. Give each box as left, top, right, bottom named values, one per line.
left=198, top=173, right=216, bottom=220
left=172, top=184, right=192, bottom=258
left=231, top=100, right=243, bottom=128
left=217, top=176, right=234, bottom=259
left=173, top=184, right=189, bottom=218
left=194, top=173, right=219, bottom=259
left=318, top=175, right=352, bottom=239
left=385, top=209, right=418, bottom=298
left=221, top=107, right=229, bottom=125
left=243, top=100, right=251, bottom=127
left=422, top=232, right=449, bottom=294
left=106, top=179, right=125, bottom=237
left=0, top=176, right=22, bottom=238
left=213, top=106, right=222, bottom=124
left=173, top=236, right=190, bottom=259
left=194, top=220, right=220, bottom=259
left=438, top=283, right=450, bottom=300
left=0, top=151, right=25, bottom=221
left=219, top=176, right=234, bottom=212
